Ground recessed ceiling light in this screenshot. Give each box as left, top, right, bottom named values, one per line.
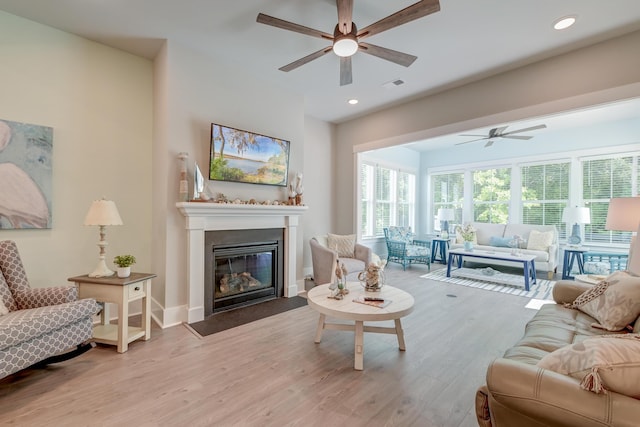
left=553, top=15, right=577, bottom=30
left=348, top=99, right=358, bottom=105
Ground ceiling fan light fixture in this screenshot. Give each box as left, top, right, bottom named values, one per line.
left=333, top=23, right=358, bottom=57
left=553, top=15, right=577, bottom=30
left=333, top=36, right=358, bottom=57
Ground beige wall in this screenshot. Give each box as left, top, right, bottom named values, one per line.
left=301, top=116, right=335, bottom=276
left=152, top=40, right=307, bottom=326
left=335, top=30, right=640, bottom=233
left=0, top=12, right=153, bottom=288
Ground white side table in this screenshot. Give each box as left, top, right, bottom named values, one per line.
left=69, top=272, right=156, bottom=353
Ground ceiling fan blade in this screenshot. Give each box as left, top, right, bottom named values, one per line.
left=459, top=134, right=488, bottom=137
left=484, top=140, right=494, bottom=148
left=455, top=138, right=486, bottom=145
left=279, top=47, right=333, bottom=72
left=358, top=42, right=417, bottom=67
left=340, top=56, right=353, bottom=86
left=357, top=0, right=441, bottom=40
left=502, top=135, right=533, bottom=140
left=337, top=0, right=354, bottom=35
left=257, top=13, right=333, bottom=40
left=501, top=124, right=547, bottom=135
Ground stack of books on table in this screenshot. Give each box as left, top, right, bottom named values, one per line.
left=353, top=296, right=392, bottom=308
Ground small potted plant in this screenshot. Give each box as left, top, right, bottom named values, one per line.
left=113, top=254, right=136, bottom=278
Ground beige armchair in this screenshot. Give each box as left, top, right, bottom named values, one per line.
left=310, top=235, right=372, bottom=286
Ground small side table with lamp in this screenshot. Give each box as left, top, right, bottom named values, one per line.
left=78, top=197, right=155, bottom=353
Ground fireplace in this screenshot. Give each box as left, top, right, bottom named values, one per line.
left=205, top=229, right=284, bottom=315
left=176, top=202, right=307, bottom=324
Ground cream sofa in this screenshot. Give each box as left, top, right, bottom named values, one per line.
left=476, top=278, right=640, bottom=426
left=450, top=222, right=558, bottom=278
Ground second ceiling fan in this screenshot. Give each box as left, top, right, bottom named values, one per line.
left=256, top=0, right=441, bottom=86
left=456, top=124, right=547, bottom=148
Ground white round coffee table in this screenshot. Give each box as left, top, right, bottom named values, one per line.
left=307, top=282, right=415, bottom=370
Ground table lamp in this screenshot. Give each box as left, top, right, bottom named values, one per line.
left=437, top=208, right=455, bottom=238
left=84, top=198, right=123, bottom=277
left=562, top=206, right=590, bottom=245
left=605, top=197, right=640, bottom=233
left=605, top=197, right=640, bottom=267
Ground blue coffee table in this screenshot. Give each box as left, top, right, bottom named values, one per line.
left=446, top=248, right=537, bottom=291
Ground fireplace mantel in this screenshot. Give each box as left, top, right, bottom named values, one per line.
left=176, top=202, right=307, bottom=323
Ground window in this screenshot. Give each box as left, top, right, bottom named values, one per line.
left=473, top=168, right=511, bottom=223
left=521, top=162, right=570, bottom=238
left=360, top=163, right=416, bottom=238
left=431, top=172, right=464, bottom=228
left=583, top=156, right=634, bottom=244
left=429, top=149, right=640, bottom=246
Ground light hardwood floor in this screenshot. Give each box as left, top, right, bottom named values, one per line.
left=0, top=263, right=540, bottom=427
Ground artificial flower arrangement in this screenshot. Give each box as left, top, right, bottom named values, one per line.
left=455, top=223, right=476, bottom=242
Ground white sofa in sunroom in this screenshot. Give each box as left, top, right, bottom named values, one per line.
left=450, top=222, right=559, bottom=279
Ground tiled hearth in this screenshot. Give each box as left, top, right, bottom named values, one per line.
left=176, top=202, right=307, bottom=323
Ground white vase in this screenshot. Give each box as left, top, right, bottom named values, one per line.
left=464, top=241, right=474, bottom=251
left=117, top=267, right=131, bottom=278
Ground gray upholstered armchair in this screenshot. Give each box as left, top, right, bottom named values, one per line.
left=0, top=240, right=99, bottom=379
left=310, top=234, right=372, bottom=286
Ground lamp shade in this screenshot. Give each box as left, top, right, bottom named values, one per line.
left=562, top=207, right=590, bottom=224
left=605, top=197, right=640, bottom=231
left=83, top=199, right=123, bottom=226
left=437, top=208, right=455, bottom=221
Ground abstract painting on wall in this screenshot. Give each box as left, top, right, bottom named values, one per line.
left=0, top=119, right=53, bottom=229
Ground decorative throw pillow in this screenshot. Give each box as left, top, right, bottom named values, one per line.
left=489, top=236, right=512, bottom=247
left=537, top=334, right=640, bottom=397
left=327, top=234, right=356, bottom=258
left=569, top=271, right=640, bottom=331
left=526, top=230, right=554, bottom=250
left=0, top=300, right=8, bottom=316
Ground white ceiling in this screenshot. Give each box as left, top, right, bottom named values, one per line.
left=1, top=0, right=640, bottom=148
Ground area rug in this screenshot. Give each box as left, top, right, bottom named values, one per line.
left=420, top=268, right=555, bottom=300
left=189, top=296, right=308, bottom=337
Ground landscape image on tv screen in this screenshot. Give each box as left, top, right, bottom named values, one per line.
left=209, top=123, right=290, bottom=186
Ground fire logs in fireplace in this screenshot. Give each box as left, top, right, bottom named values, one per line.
left=205, top=229, right=284, bottom=315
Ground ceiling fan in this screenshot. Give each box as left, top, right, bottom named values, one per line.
left=256, top=0, right=441, bottom=86
left=455, top=124, right=547, bottom=148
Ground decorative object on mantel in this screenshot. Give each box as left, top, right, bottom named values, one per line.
left=84, top=198, right=123, bottom=277
left=294, top=173, right=304, bottom=206
left=113, top=254, right=136, bottom=278
left=192, top=162, right=210, bottom=201
left=178, top=152, right=189, bottom=202
left=288, top=183, right=296, bottom=205
left=187, top=192, right=295, bottom=206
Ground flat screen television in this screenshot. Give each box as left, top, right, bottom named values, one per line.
left=209, top=123, right=290, bottom=187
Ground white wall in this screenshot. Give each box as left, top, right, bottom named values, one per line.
left=152, top=40, right=307, bottom=326
left=335, top=30, right=640, bottom=234
left=0, top=11, right=153, bottom=288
